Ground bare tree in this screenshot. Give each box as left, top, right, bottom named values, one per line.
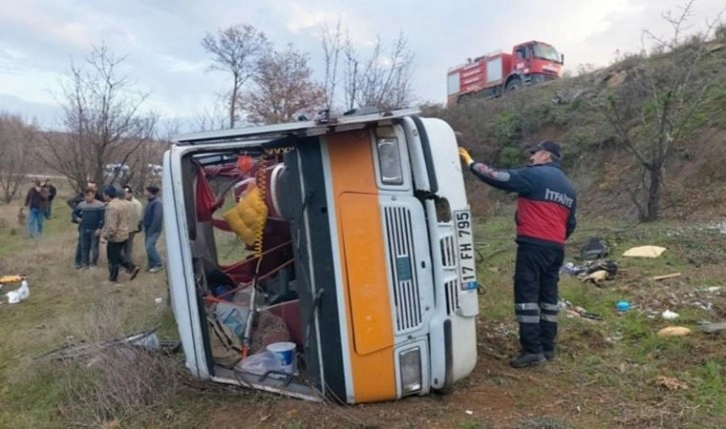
left=343, top=32, right=415, bottom=111
left=321, top=19, right=344, bottom=112
left=193, top=94, right=230, bottom=131
left=603, top=0, right=725, bottom=221
left=40, top=44, right=156, bottom=192
left=244, top=44, right=326, bottom=124
left=0, top=113, right=34, bottom=203
left=202, top=24, right=270, bottom=128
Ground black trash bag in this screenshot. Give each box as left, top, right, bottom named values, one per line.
left=580, top=237, right=610, bottom=261
left=584, top=259, right=618, bottom=279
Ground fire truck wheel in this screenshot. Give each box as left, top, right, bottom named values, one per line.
left=506, top=79, right=521, bottom=92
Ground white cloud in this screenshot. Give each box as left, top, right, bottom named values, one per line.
left=271, top=0, right=375, bottom=47
left=2, top=0, right=725, bottom=124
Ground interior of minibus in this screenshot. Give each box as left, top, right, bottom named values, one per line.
left=180, top=137, right=320, bottom=398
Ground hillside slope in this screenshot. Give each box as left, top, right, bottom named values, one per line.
left=424, top=37, right=726, bottom=221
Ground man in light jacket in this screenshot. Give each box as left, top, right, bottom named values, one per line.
left=122, top=185, right=143, bottom=266
left=101, top=186, right=141, bottom=283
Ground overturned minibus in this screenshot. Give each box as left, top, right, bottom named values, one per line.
left=162, top=108, right=479, bottom=404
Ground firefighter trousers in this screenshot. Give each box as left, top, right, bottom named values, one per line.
left=513, top=243, right=564, bottom=354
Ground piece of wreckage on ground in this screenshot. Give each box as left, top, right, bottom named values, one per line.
left=0, top=275, right=30, bottom=304
left=561, top=237, right=618, bottom=287
left=161, top=108, right=480, bottom=404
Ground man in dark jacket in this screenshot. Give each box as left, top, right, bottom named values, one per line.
left=72, top=189, right=105, bottom=268
left=142, top=186, right=164, bottom=272
left=68, top=181, right=104, bottom=268
left=43, top=179, right=57, bottom=219
left=459, top=140, right=577, bottom=368
left=24, top=180, right=48, bottom=238
left=67, top=180, right=104, bottom=210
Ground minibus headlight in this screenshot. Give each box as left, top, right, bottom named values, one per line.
left=400, top=347, right=422, bottom=394
left=376, top=138, right=403, bottom=185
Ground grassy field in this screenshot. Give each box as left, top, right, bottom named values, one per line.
left=0, top=190, right=724, bottom=428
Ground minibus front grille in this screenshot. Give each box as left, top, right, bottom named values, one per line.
left=445, top=279, right=460, bottom=315
left=384, top=206, right=423, bottom=333
left=440, top=236, right=456, bottom=267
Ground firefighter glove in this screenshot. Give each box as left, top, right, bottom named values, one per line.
left=458, top=147, right=474, bottom=166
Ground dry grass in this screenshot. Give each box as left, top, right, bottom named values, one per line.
left=0, top=189, right=195, bottom=428
left=1, top=186, right=724, bottom=428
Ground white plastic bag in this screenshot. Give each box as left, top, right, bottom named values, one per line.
left=6, top=291, right=20, bottom=304
left=235, top=351, right=283, bottom=376
left=6, top=280, right=29, bottom=304
left=18, top=280, right=29, bottom=301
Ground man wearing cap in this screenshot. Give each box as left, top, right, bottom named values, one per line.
left=458, top=140, right=577, bottom=368
left=122, top=186, right=143, bottom=266
left=142, top=186, right=164, bottom=273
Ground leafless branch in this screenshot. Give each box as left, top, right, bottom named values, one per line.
left=321, top=19, right=343, bottom=112
left=603, top=1, right=725, bottom=221
left=201, top=24, right=270, bottom=128
left=0, top=113, right=36, bottom=203
left=244, top=44, right=325, bottom=124
left=38, top=43, right=156, bottom=193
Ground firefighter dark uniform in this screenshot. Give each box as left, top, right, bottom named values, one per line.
left=459, top=140, right=576, bottom=367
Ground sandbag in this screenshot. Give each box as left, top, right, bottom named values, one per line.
left=207, top=314, right=243, bottom=369
left=251, top=310, right=290, bottom=354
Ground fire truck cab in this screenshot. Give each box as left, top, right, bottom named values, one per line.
left=447, top=40, right=564, bottom=106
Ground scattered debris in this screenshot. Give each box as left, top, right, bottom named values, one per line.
left=561, top=300, right=602, bottom=320
left=655, top=375, right=689, bottom=391
left=622, top=245, right=667, bottom=258
left=35, top=327, right=181, bottom=361
left=652, top=273, right=681, bottom=281
left=661, top=310, right=679, bottom=320
left=5, top=279, right=29, bottom=304
left=562, top=262, right=586, bottom=276
left=582, top=269, right=612, bottom=287
left=606, top=332, right=624, bottom=344
left=704, top=286, right=722, bottom=293
left=562, top=259, right=618, bottom=286
left=0, top=274, right=26, bottom=285
left=580, top=236, right=610, bottom=260
left=616, top=300, right=631, bottom=313
left=697, top=322, right=726, bottom=334
left=465, top=410, right=474, bottom=416
left=657, top=326, right=692, bottom=338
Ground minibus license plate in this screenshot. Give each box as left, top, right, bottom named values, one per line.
left=454, top=209, right=477, bottom=291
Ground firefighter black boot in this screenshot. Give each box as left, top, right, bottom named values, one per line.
left=510, top=351, right=546, bottom=368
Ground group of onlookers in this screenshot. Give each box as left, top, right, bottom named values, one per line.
left=66, top=181, right=165, bottom=284
left=21, top=178, right=164, bottom=285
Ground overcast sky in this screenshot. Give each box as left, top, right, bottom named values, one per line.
left=0, top=0, right=723, bottom=131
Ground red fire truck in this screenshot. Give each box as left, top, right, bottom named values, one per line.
left=446, top=41, right=564, bottom=106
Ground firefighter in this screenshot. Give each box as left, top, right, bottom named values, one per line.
left=458, top=140, right=577, bottom=368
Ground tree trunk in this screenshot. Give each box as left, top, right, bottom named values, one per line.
left=230, top=79, right=239, bottom=129
left=642, top=166, right=663, bottom=222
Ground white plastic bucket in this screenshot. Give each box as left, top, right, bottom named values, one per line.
left=266, top=342, right=296, bottom=374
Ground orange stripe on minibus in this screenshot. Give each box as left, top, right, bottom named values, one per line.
left=327, top=130, right=397, bottom=402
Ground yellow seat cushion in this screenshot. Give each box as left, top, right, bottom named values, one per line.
left=222, top=185, right=268, bottom=247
